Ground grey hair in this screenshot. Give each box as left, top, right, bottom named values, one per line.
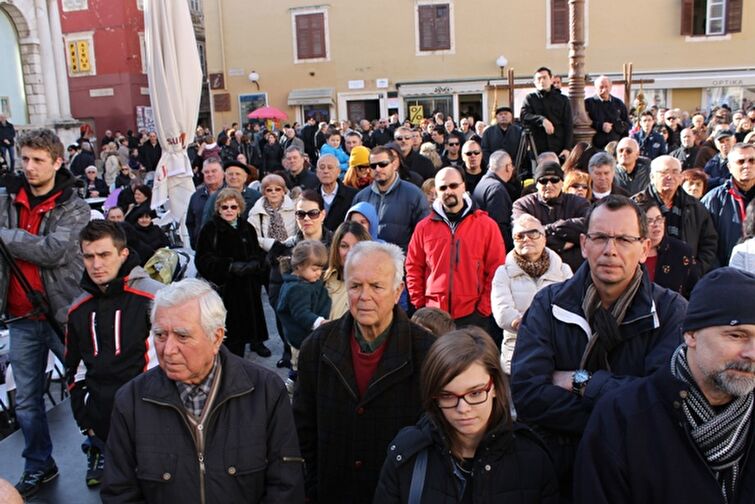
left=344, top=241, right=405, bottom=290
left=202, top=156, right=222, bottom=169
left=285, top=145, right=304, bottom=157
left=588, top=152, right=616, bottom=174
left=594, top=74, right=611, bottom=85
left=650, top=155, right=681, bottom=174
left=512, top=214, right=545, bottom=234
left=317, top=154, right=338, bottom=167
left=488, top=150, right=512, bottom=172
left=150, top=278, right=227, bottom=340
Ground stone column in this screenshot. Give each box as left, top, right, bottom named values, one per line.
left=47, top=0, right=73, bottom=119
left=33, top=0, right=61, bottom=120
left=567, top=0, right=594, bottom=144
left=19, top=41, right=48, bottom=125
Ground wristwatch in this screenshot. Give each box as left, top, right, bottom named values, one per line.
left=572, top=369, right=591, bottom=396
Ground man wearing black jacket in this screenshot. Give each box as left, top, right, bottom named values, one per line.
left=521, top=67, right=574, bottom=159
left=393, top=126, right=435, bottom=181
left=316, top=154, right=356, bottom=231
left=65, top=220, right=163, bottom=488
left=585, top=75, right=629, bottom=149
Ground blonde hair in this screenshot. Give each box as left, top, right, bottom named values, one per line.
left=280, top=240, right=328, bottom=277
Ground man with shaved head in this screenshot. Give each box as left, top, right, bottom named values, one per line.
left=614, top=137, right=653, bottom=194
left=585, top=75, right=629, bottom=149
left=406, top=167, right=505, bottom=330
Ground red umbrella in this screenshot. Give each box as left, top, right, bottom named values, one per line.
left=247, top=105, right=288, bottom=120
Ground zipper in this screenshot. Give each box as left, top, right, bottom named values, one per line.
left=322, top=354, right=358, bottom=401
left=447, top=225, right=457, bottom=315
left=367, top=360, right=409, bottom=392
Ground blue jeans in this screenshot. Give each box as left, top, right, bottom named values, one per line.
left=8, top=320, right=65, bottom=472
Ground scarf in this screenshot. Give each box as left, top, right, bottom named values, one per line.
left=263, top=198, right=288, bottom=242
left=670, top=344, right=753, bottom=502
left=579, top=267, right=643, bottom=372
left=513, top=250, right=550, bottom=279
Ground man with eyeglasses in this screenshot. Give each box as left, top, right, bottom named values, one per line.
left=631, top=111, right=667, bottom=160
left=520, top=67, right=573, bottom=160
left=316, top=154, right=357, bottom=232
left=614, top=137, right=653, bottom=195
left=703, top=143, right=755, bottom=267
left=441, top=135, right=463, bottom=168
left=511, top=194, right=687, bottom=500
left=406, top=167, right=505, bottom=331
left=632, top=155, right=718, bottom=273
left=461, top=139, right=485, bottom=193
left=481, top=106, right=522, bottom=165
left=513, top=160, right=590, bottom=272
left=704, top=129, right=736, bottom=189
left=391, top=126, right=435, bottom=181
left=351, top=145, right=429, bottom=251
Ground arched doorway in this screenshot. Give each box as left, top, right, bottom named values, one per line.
left=0, top=4, right=29, bottom=124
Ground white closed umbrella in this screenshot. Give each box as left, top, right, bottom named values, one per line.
left=144, top=0, right=202, bottom=241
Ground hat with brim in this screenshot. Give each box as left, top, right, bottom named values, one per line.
left=223, top=160, right=251, bottom=175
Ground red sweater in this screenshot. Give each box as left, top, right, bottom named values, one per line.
left=350, top=335, right=389, bottom=398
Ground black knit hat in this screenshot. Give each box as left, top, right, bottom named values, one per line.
left=534, top=160, right=564, bottom=182
left=683, top=267, right=755, bottom=332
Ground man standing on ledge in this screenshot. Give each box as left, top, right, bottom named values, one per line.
left=521, top=66, right=573, bottom=160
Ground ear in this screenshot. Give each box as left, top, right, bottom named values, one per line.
left=119, top=247, right=130, bottom=261
left=393, top=281, right=405, bottom=305
left=53, top=157, right=64, bottom=171
left=684, top=330, right=697, bottom=348
left=638, top=237, right=650, bottom=263
left=212, top=327, right=225, bottom=353
left=580, top=233, right=588, bottom=259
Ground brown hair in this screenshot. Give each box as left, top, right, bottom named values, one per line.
left=79, top=219, right=127, bottom=251
left=18, top=129, right=65, bottom=162
left=411, top=307, right=455, bottom=337
left=214, top=188, right=246, bottom=215
left=280, top=239, right=328, bottom=275
left=324, top=221, right=371, bottom=281
left=421, top=327, right=511, bottom=459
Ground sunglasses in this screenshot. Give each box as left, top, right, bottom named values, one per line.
left=295, top=209, right=322, bottom=220
left=538, top=176, right=562, bottom=185
left=569, top=183, right=589, bottom=190
left=513, top=229, right=544, bottom=241
left=265, top=186, right=283, bottom=193
left=437, top=182, right=463, bottom=192
left=220, top=204, right=239, bottom=211
left=447, top=142, right=460, bottom=147
left=395, top=135, right=412, bottom=141
left=369, top=160, right=392, bottom=169
left=463, top=150, right=481, bottom=156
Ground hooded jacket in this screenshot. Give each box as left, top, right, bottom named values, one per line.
left=345, top=201, right=380, bottom=239
left=65, top=253, right=163, bottom=439
left=0, top=168, right=91, bottom=326
left=701, top=179, right=754, bottom=268
left=406, top=195, right=505, bottom=319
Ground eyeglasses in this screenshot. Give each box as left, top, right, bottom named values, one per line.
left=434, top=378, right=494, bottom=409
left=369, top=160, right=392, bottom=169
left=395, top=135, right=412, bottom=141
left=513, top=229, right=544, bottom=241
left=585, top=232, right=644, bottom=248
left=265, top=186, right=283, bottom=193
left=220, top=204, right=239, bottom=211
left=647, top=216, right=665, bottom=226
left=437, top=182, right=463, bottom=192
left=463, top=150, right=481, bottom=156
left=538, top=177, right=562, bottom=185
left=295, top=209, right=322, bottom=220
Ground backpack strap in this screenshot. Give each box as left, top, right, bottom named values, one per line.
left=408, top=447, right=428, bottom=504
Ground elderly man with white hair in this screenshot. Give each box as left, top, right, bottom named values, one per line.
left=584, top=75, right=630, bottom=149
left=293, top=241, right=436, bottom=504
left=102, top=278, right=304, bottom=503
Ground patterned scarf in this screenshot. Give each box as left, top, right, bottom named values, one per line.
left=580, top=267, right=643, bottom=372
left=263, top=198, right=288, bottom=242
left=513, top=250, right=550, bottom=279
left=670, top=344, right=753, bottom=503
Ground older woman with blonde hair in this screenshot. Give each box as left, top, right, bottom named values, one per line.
left=491, top=214, right=573, bottom=373
left=419, top=142, right=443, bottom=170
left=247, top=173, right=297, bottom=251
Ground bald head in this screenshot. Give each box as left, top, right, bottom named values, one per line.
left=617, top=137, right=640, bottom=170
left=434, top=167, right=466, bottom=213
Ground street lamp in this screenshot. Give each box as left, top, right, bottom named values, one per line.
left=496, top=55, right=508, bottom=78
left=248, top=70, right=260, bottom=90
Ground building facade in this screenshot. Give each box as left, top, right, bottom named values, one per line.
left=203, top=0, right=753, bottom=128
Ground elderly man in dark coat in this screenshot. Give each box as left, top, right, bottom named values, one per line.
left=575, top=268, right=755, bottom=504
left=293, top=241, right=435, bottom=504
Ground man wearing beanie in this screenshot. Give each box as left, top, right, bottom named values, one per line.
left=575, top=267, right=755, bottom=504
left=512, top=159, right=590, bottom=272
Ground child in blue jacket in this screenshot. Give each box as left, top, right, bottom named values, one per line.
left=276, top=239, right=332, bottom=391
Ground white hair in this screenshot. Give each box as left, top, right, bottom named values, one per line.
left=512, top=214, right=545, bottom=234
left=344, top=241, right=405, bottom=290
left=488, top=150, right=512, bottom=173
left=650, top=155, right=682, bottom=174
left=150, top=278, right=226, bottom=340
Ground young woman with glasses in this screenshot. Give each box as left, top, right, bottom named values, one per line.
left=374, top=327, right=558, bottom=503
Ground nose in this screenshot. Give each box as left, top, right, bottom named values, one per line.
left=162, top=334, right=180, bottom=355
left=741, top=338, right=755, bottom=361
left=455, top=397, right=472, bottom=413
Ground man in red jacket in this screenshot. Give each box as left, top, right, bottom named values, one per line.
left=406, top=166, right=506, bottom=331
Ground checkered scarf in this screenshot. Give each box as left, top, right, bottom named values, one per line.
left=670, top=344, right=754, bottom=502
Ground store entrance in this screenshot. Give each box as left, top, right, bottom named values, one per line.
left=346, top=100, right=380, bottom=123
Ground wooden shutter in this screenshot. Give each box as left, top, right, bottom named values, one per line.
left=726, top=0, right=743, bottom=33
left=680, top=0, right=694, bottom=35
left=418, top=4, right=451, bottom=51
left=551, top=0, right=569, bottom=44
left=296, top=13, right=326, bottom=59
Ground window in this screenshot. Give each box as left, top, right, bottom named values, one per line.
left=0, top=97, right=10, bottom=118
left=550, top=0, right=569, bottom=44
left=189, top=0, right=202, bottom=12
left=136, top=0, right=144, bottom=11
left=293, top=10, right=328, bottom=62
left=64, top=32, right=96, bottom=77
left=681, top=0, right=742, bottom=36
left=196, top=42, right=207, bottom=76
left=417, top=3, right=452, bottom=52
left=61, top=0, right=87, bottom=12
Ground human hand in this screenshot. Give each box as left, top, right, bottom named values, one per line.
left=511, top=317, right=522, bottom=331
left=552, top=370, right=575, bottom=391
left=90, top=191, right=99, bottom=197
left=543, top=119, right=555, bottom=135
left=559, top=149, right=570, bottom=159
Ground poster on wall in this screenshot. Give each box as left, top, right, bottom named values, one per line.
left=239, top=93, right=268, bottom=125
left=136, top=106, right=155, bottom=132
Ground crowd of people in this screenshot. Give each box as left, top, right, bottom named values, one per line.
left=1, top=64, right=755, bottom=503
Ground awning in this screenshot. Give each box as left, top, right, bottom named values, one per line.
left=287, top=88, right=335, bottom=106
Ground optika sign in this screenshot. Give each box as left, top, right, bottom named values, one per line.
left=711, top=79, right=744, bottom=86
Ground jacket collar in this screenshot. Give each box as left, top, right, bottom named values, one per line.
left=320, top=306, right=416, bottom=405
left=430, top=193, right=475, bottom=223
left=370, top=173, right=401, bottom=197
left=80, top=251, right=141, bottom=296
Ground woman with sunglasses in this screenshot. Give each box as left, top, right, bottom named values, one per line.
left=374, top=327, right=558, bottom=503
left=195, top=188, right=269, bottom=357
left=344, top=146, right=373, bottom=189
left=563, top=170, right=592, bottom=201
left=491, top=215, right=573, bottom=374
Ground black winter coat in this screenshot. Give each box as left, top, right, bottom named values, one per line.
left=574, top=363, right=755, bottom=504
left=481, top=123, right=522, bottom=165
left=520, top=88, right=574, bottom=154
left=130, top=223, right=169, bottom=262
left=292, top=307, right=436, bottom=504
left=102, top=347, right=305, bottom=504
left=374, top=416, right=559, bottom=504
left=584, top=95, right=629, bottom=149
left=650, top=235, right=700, bottom=298
left=195, top=216, right=269, bottom=348
left=472, top=171, right=514, bottom=252
left=321, top=182, right=357, bottom=232
left=262, top=142, right=284, bottom=174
